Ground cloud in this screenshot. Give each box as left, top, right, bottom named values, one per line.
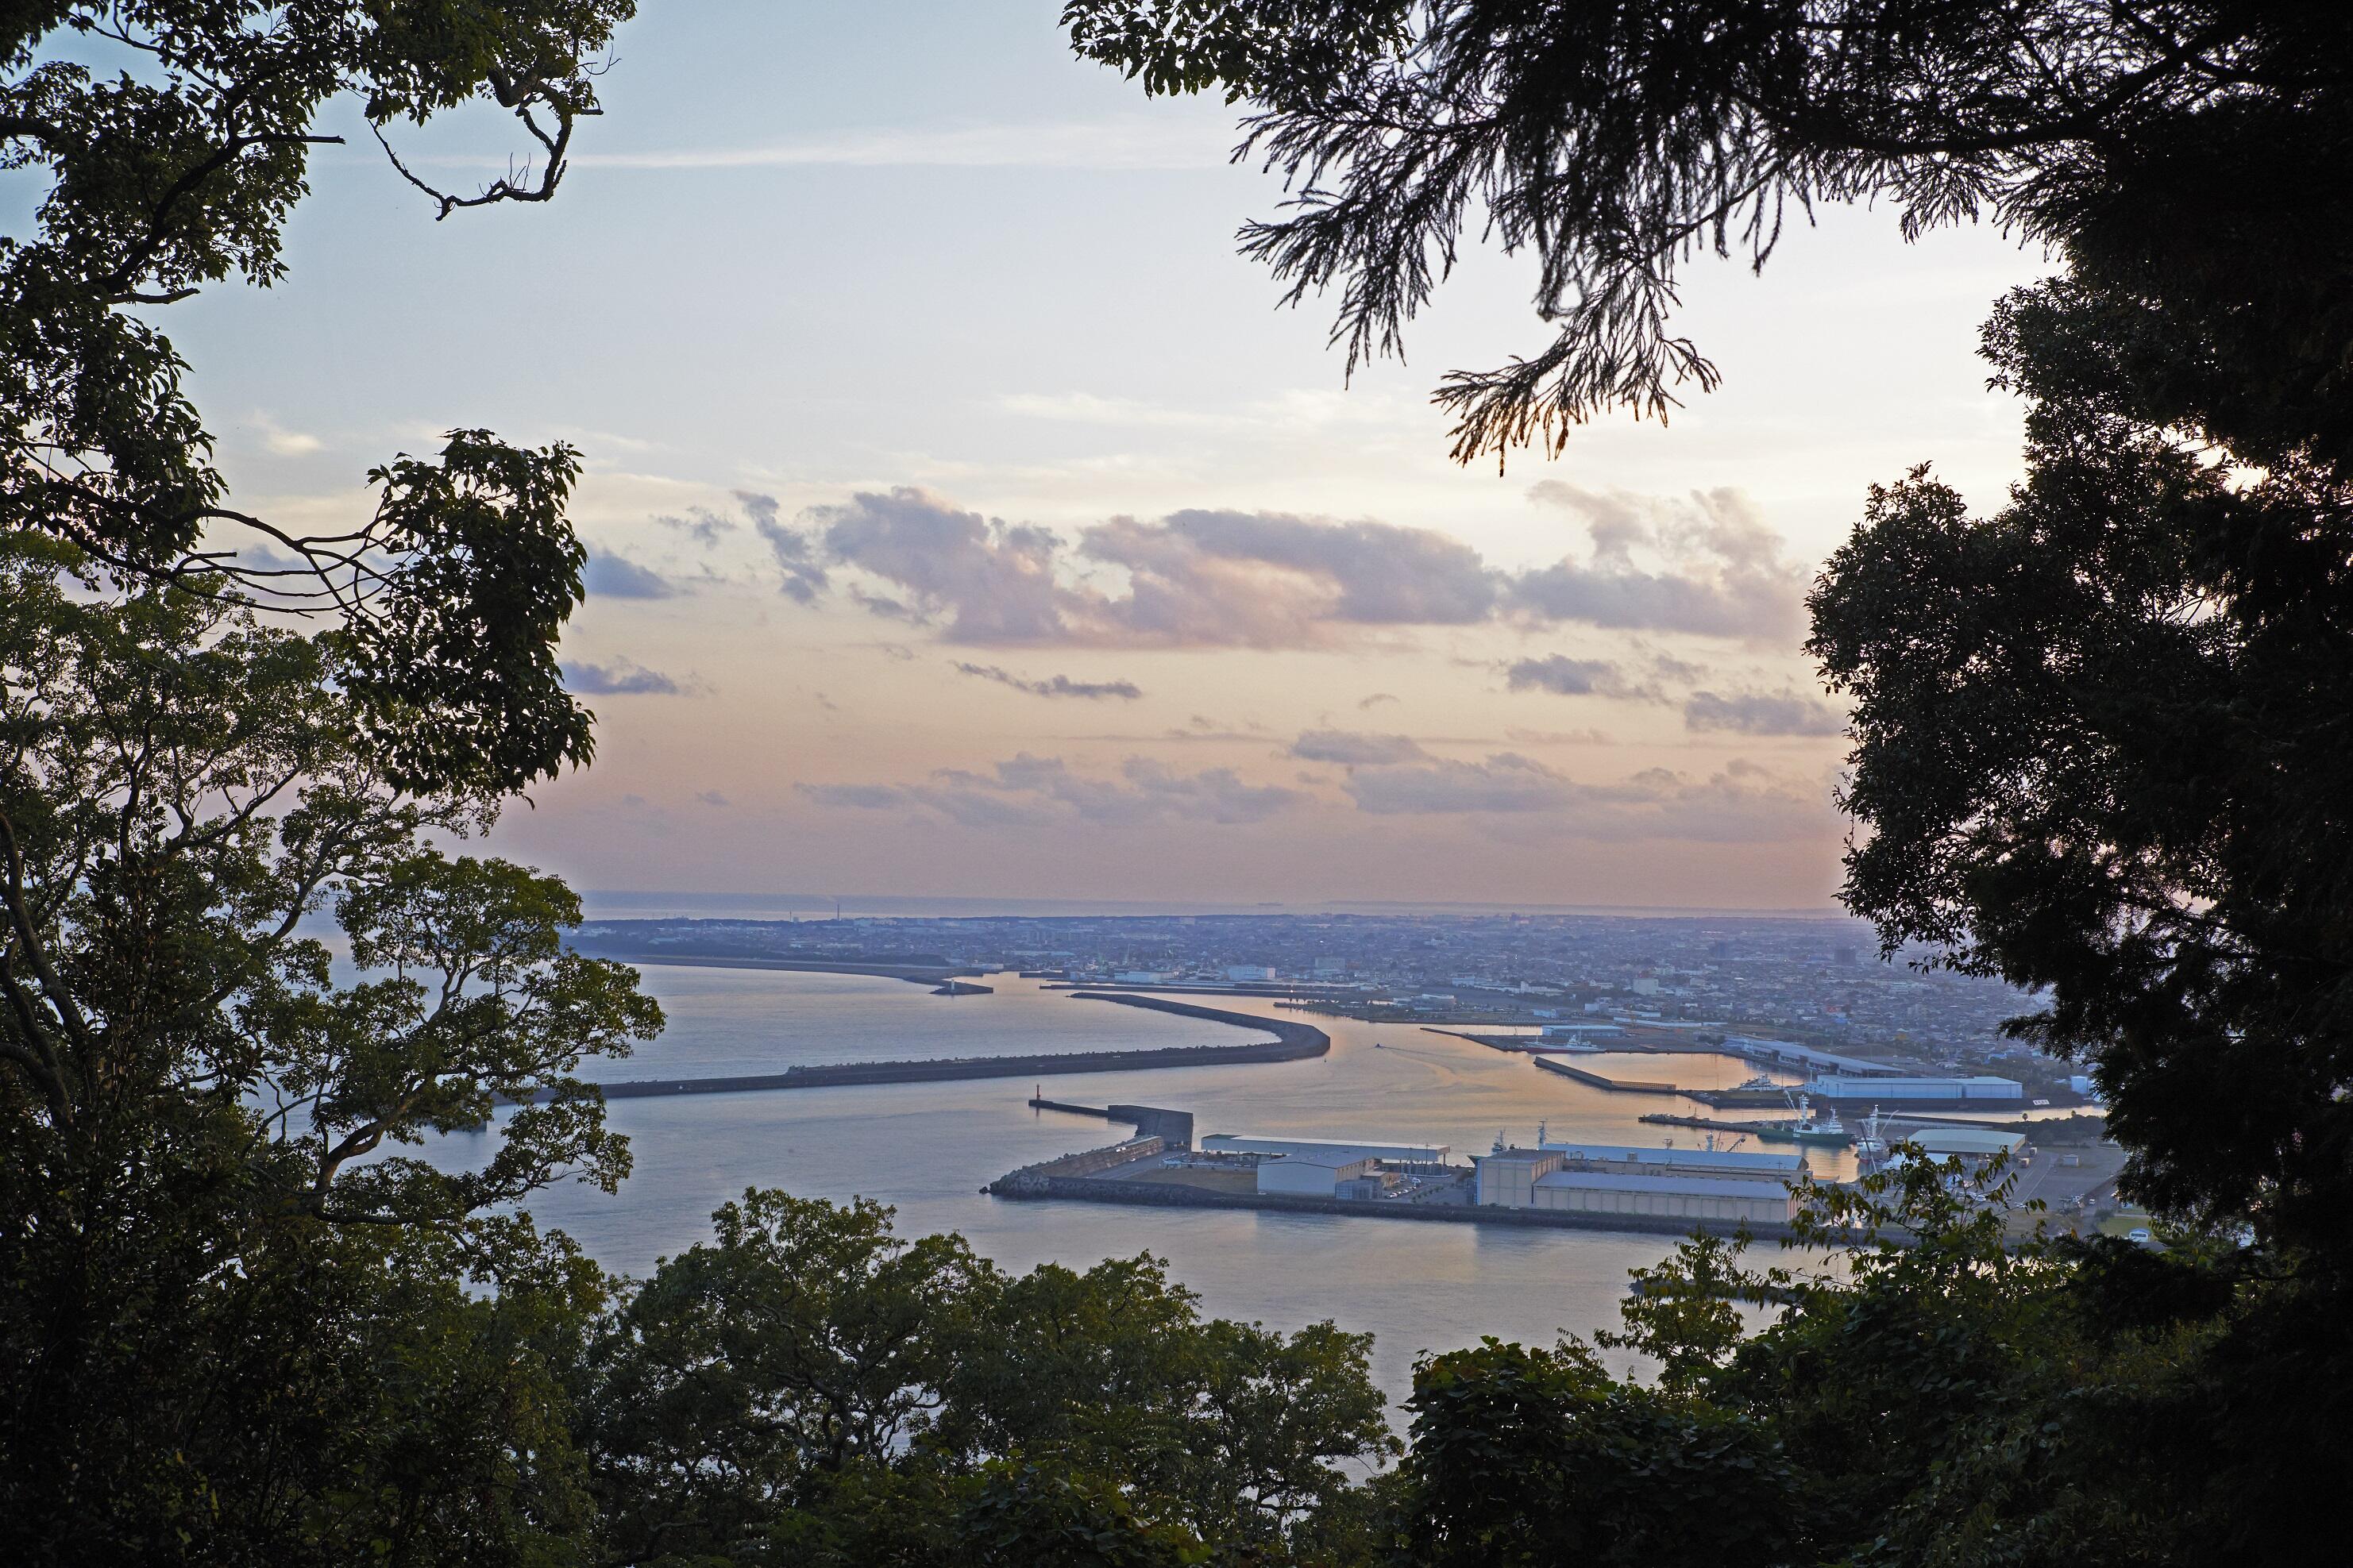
left=764, top=483, right=1805, bottom=649
left=800, top=753, right=1308, bottom=829
left=253, top=412, right=322, bottom=456
left=1502, top=655, right=1653, bottom=699
left=1506, top=726, right=1617, bottom=746
left=1357, top=692, right=1398, bottom=709
left=731, top=490, right=828, bottom=605
left=695, top=790, right=731, bottom=807
left=1339, top=752, right=1833, bottom=841
left=800, top=487, right=1067, bottom=637
left=768, top=494, right=1497, bottom=648
left=1683, top=691, right=1846, bottom=737
left=1345, top=753, right=1575, bottom=815
left=952, top=662, right=1144, bottom=700
left=655, top=506, right=738, bottom=548
left=564, top=658, right=686, bottom=696
left=584, top=552, right=679, bottom=599
left=1511, top=483, right=1805, bottom=643
left=1080, top=509, right=1499, bottom=636
left=798, top=783, right=905, bottom=811
left=1290, top=730, right=1429, bottom=765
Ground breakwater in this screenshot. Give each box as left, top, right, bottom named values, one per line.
left=1532, top=1056, right=1683, bottom=1095
left=579, top=952, right=994, bottom=993
left=987, top=1169, right=1801, bottom=1244
left=1028, top=1099, right=1197, bottom=1148
left=520, top=996, right=1329, bottom=1104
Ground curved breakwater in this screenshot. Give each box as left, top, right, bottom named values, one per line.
left=525, top=993, right=1330, bottom=1103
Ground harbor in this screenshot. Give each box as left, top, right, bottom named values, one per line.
left=990, top=1097, right=2125, bottom=1245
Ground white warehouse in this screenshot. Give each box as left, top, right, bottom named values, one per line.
left=1537, top=1140, right=1806, bottom=1180
left=1807, top=1074, right=2023, bottom=1103
left=1254, top=1152, right=1389, bottom=1198
left=1475, top=1146, right=1797, bottom=1225
left=1201, top=1134, right=1450, bottom=1164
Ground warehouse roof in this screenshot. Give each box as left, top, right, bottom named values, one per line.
left=1907, top=1127, right=2028, bottom=1157
left=1540, top=1141, right=1803, bottom=1175
left=1535, top=1169, right=1797, bottom=1201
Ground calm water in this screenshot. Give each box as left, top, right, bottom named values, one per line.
left=494, top=969, right=1824, bottom=1401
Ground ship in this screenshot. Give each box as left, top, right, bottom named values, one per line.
left=1755, top=1092, right=1850, bottom=1147
left=1852, top=1106, right=1890, bottom=1169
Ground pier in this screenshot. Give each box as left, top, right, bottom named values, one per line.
left=1026, top=1099, right=1197, bottom=1147
left=1639, top=1111, right=1782, bottom=1137
left=1532, top=1056, right=1683, bottom=1094
left=519, top=995, right=1328, bottom=1104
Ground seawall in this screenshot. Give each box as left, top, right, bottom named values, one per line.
left=524, top=996, right=1329, bottom=1104
left=578, top=951, right=993, bottom=991
left=1532, top=1056, right=1683, bottom=1094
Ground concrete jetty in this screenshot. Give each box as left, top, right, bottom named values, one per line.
left=1028, top=1100, right=1196, bottom=1148
left=1533, top=1056, right=1683, bottom=1095
left=520, top=995, right=1328, bottom=1104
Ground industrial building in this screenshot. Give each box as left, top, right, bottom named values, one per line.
left=1200, top=1134, right=1451, bottom=1164
left=1253, top=1151, right=1397, bottom=1199
left=1473, top=1147, right=1796, bottom=1225
left=1807, top=1074, right=2022, bottom=1103
left=1722, top=1035, right=1905, bottom=1076
left=1529, top=1167, right=1799, bottom=1224
left=1536, top=1138, right=1807, bottom=1179
left=1905, top=1127, right=2028, bottom=1162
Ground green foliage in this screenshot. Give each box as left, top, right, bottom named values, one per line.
left=1063, top=0, right=1410, bottom=102
left=1398, top=1335, right=1797, bottom=1567
left=1063, top=1, right=2353, bottom=464
left=4, top=2, right=638, bottom=793
left=582, top=1189, right=1396, bottom=1567
left=1810, top=275, right=2353, bottom=1254
left=0, top=540, right=662, bottom=1561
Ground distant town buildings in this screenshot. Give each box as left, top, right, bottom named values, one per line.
left=569, top=907, right=2072, bottom=1098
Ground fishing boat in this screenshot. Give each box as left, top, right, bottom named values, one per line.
left=1756, top=1091, right=1850, bottom=1147
left=1853, top=1105, right=1890, bottom=1169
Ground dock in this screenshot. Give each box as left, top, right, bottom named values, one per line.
left=1027, top=1099, right=1196, bottom=1147
left=1639, top=1111, right=1778, bottom=1137
left=1533, top=1056, right=1683, bottom=1095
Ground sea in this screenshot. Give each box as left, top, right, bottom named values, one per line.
left=486, top=964, right=1838, bottom=1404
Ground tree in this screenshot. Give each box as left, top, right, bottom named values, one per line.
left=1063, top=1, right=2353, bottom=467
left=1388, top=1158, right=2262, bottom=1566
left=1070, top=0, right=2353, bottom=1423
left=0, top=539, right=662, bottom=1559
left=1396, top=1335, right=1797, bottom=1568
left=583, top=1190, right=1397, bottom=1567
left=4, top=2, right=641, bottom=793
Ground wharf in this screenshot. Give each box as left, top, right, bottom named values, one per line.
left=1533, top=1056, right=1683, bottom=1095
left=1027, top=1099, right=1196, bottom=1147
left=1640, top=1111, right=1780, bottom=1137
left=1683, top=1088, right=1801, bottom=1108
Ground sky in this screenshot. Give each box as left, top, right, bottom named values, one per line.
left=169, top=2, right=2054, bottom=912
